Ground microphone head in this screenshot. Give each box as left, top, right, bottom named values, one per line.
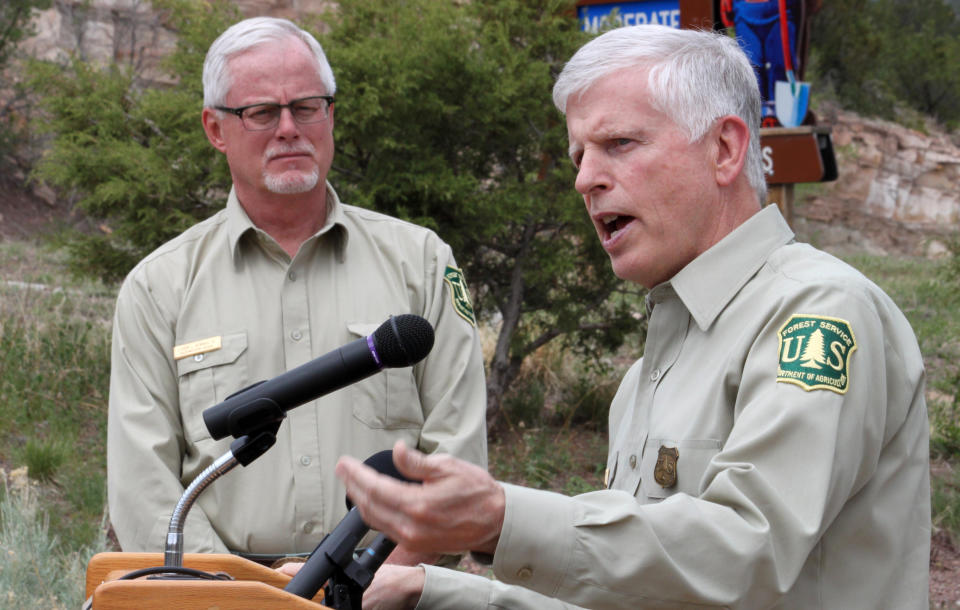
left=371, top=314, right=434, bottom=368
left=346, top=449, right=414, bottom=510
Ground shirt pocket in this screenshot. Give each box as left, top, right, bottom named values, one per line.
left=640, top=438, right=722, bottom=501
left=346, top=322, right=423, bottom=430
left=176, top=331, right=249, bottom=442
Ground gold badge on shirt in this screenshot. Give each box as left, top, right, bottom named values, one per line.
left=654, top=445, right=679, bottom=488
left=173, top=336, right=222, bottom=360
left=776, top=314, right=857, bottom=394
left=443, top=266, right=476, bottom=327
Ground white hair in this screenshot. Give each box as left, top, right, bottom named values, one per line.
left=202, top=17, right=336, bottom=109
left=553, top=25, right=766, bottom=205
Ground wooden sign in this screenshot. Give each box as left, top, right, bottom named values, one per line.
left=760, top=126, right=838, bottom=185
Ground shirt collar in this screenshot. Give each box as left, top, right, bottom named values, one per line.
left=649, top=205, right=794, bottom=331
left=226, top=181, right=349, bottom=263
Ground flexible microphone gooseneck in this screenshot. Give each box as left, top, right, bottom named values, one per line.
left=202, top=314, right=435, bottom=440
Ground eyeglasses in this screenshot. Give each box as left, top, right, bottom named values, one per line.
left=215, top=95, right=335, bottom=131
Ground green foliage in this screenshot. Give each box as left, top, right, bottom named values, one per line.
left=0, top=246, right=115, bottom=549
left=489, top=428, right=606, bottom=493
left=932, top=462, right=960, bottom=545
left=0, top=473, right=106, bottom=609
left=810, top=0, right=960, bottom=127
left=840, top=251, right=960, bottom=459
left=0, top=0, right=53, bottom=167
left=319, top=0, right=644, bottom=419
left=0, top=1, right=52, bottom=68
left=930, top=395, right=960, bottom=458
left=22, top=440, right=69, bottom=483
left=555, top=371, right=619, bottom=430
left=26, top=0, right=239, bottom=281
left=503, top=379, right=548, bottom=428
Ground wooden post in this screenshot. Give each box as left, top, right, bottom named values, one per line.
left=765, top=183, right=794, bottom=227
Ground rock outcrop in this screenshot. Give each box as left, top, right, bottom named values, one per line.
left=799, top=105, right=960, bottom=256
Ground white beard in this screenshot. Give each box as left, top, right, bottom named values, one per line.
left=263, top=167, right=320, bottom=194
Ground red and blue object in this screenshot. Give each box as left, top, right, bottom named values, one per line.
left=721, top=0, right=802, bottom=121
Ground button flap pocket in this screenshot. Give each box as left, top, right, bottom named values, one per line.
left=176, top=332, right=248, bottom=376
left=346, top=321, right=421, bottom=429
left=347, top=322, right=380, bottom=338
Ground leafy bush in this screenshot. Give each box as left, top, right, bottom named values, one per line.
left=810, top=0, right=960, bottom=128
left=26, top=0, right=239, bottom=281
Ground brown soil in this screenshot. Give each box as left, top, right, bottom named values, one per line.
left=0, top=171, right=71, bottom=240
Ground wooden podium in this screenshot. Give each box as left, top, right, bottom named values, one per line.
left=85, top=552, right=332, bottom=609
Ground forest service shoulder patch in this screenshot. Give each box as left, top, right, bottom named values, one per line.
left=443, top=266, right=476, bottom=327
left=777, top=314, right=857, bottom=394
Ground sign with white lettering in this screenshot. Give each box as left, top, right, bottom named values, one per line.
left=578, top=1, right=681, bottom=32
left=760, top=126, right=837, bottom=184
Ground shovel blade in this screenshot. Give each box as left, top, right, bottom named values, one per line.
left=774, top=80, right=811, bottom=128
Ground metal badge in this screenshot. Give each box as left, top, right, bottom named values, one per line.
left=654, top=445, right=679, bottom=488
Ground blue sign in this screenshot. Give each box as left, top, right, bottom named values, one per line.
left=578, top=1, right=681, bottom=33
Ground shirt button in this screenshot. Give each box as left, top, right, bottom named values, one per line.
left=629, top=454, right=638, bottom=469
left=291, top=330, right=303, bottom=341
left=650, top=368, right=661, bottom=381
left=300, top=455, right=311, bottom=466
left=288, top=271, right=297, bottom=281
left=303, top=522, right=314, bottom=534
left=193, top=354, right=204, bottom=362
left=516, top=566, right=533, bottom=580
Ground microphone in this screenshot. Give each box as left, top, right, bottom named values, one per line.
left=284, top=450, right=414, bottom=601
left=203, top=314, right=434, bottom=440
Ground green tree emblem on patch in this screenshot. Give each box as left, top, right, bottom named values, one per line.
left=777, top=314, right=857, bottom=394
left=443, top=266, right=476, bottom=326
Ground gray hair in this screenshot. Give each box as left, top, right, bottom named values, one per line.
left=553, top=25, right=766, bottom=205
left=202, top=17, right=336, bottom=109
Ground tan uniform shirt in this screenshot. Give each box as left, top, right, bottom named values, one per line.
left=419, top=205, right=929, bottom=609
left=107, top=183, right=487, bottom=555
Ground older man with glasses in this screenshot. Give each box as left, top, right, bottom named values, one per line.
left=106, top=16, right=487, bottom=568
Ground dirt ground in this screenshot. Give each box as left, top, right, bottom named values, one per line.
left=1, top=178, right=959, bottom=606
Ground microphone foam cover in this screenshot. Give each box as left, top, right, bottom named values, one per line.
left=372, top=314, right=435, bottom=368
left=346, top=449, right=413, bottom=509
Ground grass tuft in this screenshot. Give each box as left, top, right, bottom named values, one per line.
left=0, top=467, right=106, bottom=609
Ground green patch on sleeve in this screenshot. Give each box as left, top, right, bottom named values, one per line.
left=443, top=266, right=476, bottom=326
left=777, top=314, right=857, bottom=394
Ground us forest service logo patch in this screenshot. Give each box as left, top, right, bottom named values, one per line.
left=777, top=314, right=857, bottom=394
left=443, top=266, right=476, bottom=327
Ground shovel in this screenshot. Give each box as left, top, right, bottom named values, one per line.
left=773, top=0, right=810, bottom=127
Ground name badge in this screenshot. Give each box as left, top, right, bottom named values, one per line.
left=173, top=336, right=222, bottom=360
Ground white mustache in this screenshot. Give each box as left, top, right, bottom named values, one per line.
left=264, top=142, right=316, bottom=161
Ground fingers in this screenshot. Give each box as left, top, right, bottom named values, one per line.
left=337, top=445, right=505, bottom=555
left=276, top=561, right=303, bottom=577
left=391, top=439, right=443, bottom=483
left=337, top=453, right=420, bottom=539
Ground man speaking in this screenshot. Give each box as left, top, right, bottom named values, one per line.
left=324, top=25, right=931, bottom=609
